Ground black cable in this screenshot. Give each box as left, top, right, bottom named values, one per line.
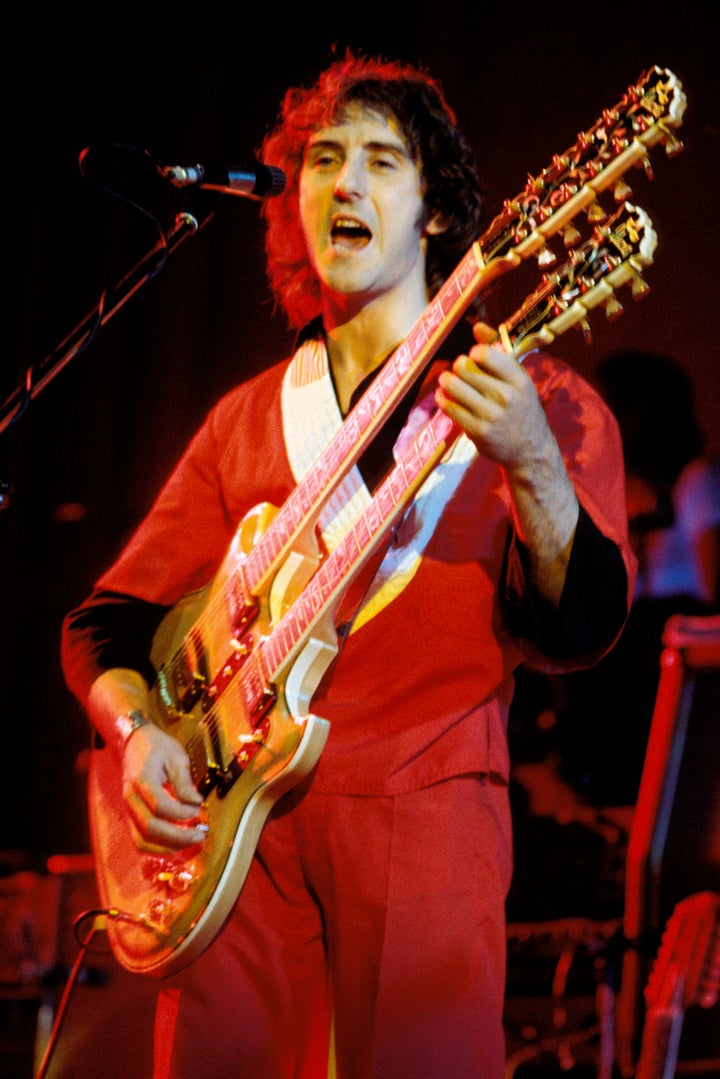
left=33, top=904, right=152, bottom=1079
left=34, top=914, right=104, bottom=1079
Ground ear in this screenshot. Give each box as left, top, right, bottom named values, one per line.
left=424, top=213, right=447, bottom=236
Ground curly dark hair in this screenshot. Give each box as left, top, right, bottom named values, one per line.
left=259, top=51, right=486, bottom=330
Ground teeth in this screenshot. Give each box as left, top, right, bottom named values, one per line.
left=334, top=218, right=366, bottom=230
left=330, top=216, right=371, bottom=248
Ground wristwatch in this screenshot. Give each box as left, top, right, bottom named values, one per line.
left=115, top=709, right=153, bottom=755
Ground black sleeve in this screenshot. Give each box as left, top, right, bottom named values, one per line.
left=501, top=503, right=629, bottom=660
left=61, top=588, right=171, bottom=705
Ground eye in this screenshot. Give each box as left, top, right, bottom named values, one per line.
left=370, top=153, right=399, bottom=172
left=306, top=146, right=342, bottom=170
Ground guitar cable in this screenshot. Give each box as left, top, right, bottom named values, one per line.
left=33, top=905, right=151, bottom=1079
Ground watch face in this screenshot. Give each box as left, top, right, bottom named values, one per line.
left=116, top=709, right=151, bottom=753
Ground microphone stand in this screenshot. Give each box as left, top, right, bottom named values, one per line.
left=0, top=207, right=214, bottom=507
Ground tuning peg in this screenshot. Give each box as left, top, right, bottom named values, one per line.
left=563, top=224, right=581, bottom=247
left=631, top=273, right=651, bottom=299
left=537, top=246, right=557, bottom=268
left=578, top=318, right=593, bottom=344
left=664, top=133, right=684, bottom=157
left=587, top=201, right=607, bottom=223
left=639, top=151, right=655, bottom=181
left=604, top=294, right=624, bottom=320
left=613, top=178, right=632, bottom=201
left=525, top=173, right=546, bottom=193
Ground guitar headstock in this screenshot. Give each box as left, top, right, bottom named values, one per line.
left=496, top=200, right=656, bottom=358
left=645, top=891, right=720, bottom=1013
left=480, top=66, right=685, bottom=267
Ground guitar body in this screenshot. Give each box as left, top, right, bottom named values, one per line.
left=88, top=503, right=330, bottom=977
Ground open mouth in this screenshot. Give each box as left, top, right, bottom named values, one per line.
left=330, top=217, right=372, bottom=249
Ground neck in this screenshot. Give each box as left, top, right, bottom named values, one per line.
left=322, top=285, right=429, bottom=414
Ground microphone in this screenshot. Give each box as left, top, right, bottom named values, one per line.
left=161, top=161, right=286, bottom=200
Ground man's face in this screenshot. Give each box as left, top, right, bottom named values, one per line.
left=299, top=104, right=433, bottom=311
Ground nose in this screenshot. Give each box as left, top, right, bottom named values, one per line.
left=334, top=158, right=365, bottom=200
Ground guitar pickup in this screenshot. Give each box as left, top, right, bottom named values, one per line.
left=186, top=723, right=221, bottom=796
left=174, top=626, right=210, bottom=712
left=155, top=665, right=207, bottom=720
left=226, top=569, right=259, bottom=636
left=179, top=673, right=207, bottom=711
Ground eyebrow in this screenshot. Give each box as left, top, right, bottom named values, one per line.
left=306, top=137, right=410, bottom=158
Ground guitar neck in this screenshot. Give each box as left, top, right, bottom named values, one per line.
left=256, top=200, right=657, bottom=687
left=240, top=67, right=685, bottom=603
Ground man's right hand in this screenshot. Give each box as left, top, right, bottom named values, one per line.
left=121, top=722, right=208, bottom=851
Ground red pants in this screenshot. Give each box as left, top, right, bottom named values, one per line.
left=154, top=774, right=512, bottom=1079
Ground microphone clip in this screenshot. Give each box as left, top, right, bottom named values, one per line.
left=160, top=161, right=286, bottom=200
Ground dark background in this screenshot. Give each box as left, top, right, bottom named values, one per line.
left=3, top=2, right=719, bottom=865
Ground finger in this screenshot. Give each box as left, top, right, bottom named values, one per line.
left=143, top=814, right=209, bottom=850
left=156, top=785, right=205, bottom=821
left=468, top=345, right=529, bottom=397
left=437, top=364, right=477, bottom=410
left=435, top=377, right=497, bottom=435
left=126, top=765, right=204, bottom=823
left=128, top=812, right=209, bottom=853
left=125, top=787, right=209, bottom=851
left=472, top=320, right=497, bottom=344
left=165, top=758, right=205, bottom=807
left=451, top=355, right=511, bottom=410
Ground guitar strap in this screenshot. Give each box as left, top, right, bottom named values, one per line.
left=281, top=337, right=478, bottom=633
left=281, top=335, right=372, bottom=552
